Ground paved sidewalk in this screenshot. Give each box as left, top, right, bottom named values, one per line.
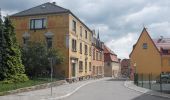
left=0, top=78, right=108, bottom=100
left=124, top=81, right=170, bottom=99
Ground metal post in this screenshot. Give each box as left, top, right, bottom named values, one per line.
left=50, top=58, right=53, bottom=96
left=141, top=74, right=143, bottom=87
left=149, top=73, right=151, bottom=89
left=160, top=74, right=162, bottom=92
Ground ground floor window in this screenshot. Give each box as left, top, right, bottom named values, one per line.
left=79, top=61, right=83, bottom=72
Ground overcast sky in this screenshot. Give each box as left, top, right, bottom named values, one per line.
left=1, top=0, right=170, bottom=59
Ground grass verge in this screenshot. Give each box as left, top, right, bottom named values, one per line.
left=0, top=77, right=59, bottom=96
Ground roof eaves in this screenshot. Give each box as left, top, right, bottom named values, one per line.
left=68, top=11, right=92, bottom=33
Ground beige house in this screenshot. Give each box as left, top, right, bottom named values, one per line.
left=104, top=45, right=120, bottom=77
left=10, top=2, right=92, bottom=82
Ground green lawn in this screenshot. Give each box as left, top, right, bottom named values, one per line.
left=0, top=77, right=59, bottom=95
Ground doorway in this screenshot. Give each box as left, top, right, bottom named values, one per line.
left=72, top=63, right=76, bottom=77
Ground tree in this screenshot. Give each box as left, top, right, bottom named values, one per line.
left=21, top=42, right=64, bottom=77
left=0, top=13, right=4, bottom=80
left=0, top=17, right=28, bottom=83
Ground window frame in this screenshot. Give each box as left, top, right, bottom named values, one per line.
left=85, top=30, right=88, bottom=39
left=72, top=39, right=77, bottom=52
left=72, top=20, right=76, bottom=32
left=79, top=61, right=83, bottom=72
left=80, top=42, right=82, bottom=54
left=30, top=18, right=47, bottom=30
left=85, top=45, right=88, bottom=55
left=143, top=43, right=148, bottom=49
left=80, top=26, right=82, bottom=37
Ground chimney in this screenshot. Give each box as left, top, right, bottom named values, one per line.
left=52, top=2, right=56, bottom=5
left=158, top=36, right=163, bottom=43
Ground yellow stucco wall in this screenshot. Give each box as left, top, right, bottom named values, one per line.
left=10, top=13, right=70, bottom=78
left=10, top=12, right=93, bottom=79
left=68, top=14, right=92, bottom=78
left=130, top=29, right=161, bottom=75
left=162, top=55, right=170, bottom=73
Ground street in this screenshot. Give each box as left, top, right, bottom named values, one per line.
left=63, top=78, right=169, bottom=100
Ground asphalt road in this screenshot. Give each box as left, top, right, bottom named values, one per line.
left=62, top=78, right=169, bottom=100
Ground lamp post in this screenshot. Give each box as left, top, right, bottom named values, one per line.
left=48, top=57, right=53, bottom=96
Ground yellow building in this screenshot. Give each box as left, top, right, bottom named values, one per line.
left=130, top=28, right=170, bottom=79
left=10, top=2, right=92, bottom=82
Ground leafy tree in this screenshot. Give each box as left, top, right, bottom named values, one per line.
left=0, top=17, right=28, bottom=83
left=21, top=42, right=64, bottom=77
left=0, top=14, right=4, bottom=80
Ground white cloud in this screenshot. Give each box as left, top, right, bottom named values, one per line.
left=105, top=33, right=138, bottom=59
left=125, top=6, right=161, bottom=24
left=1, top=0, right=170, bottom=58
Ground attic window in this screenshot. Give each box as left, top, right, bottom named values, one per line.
left=143, top=43, right=147, bottom=49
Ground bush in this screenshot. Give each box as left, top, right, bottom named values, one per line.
left=21, top=42, right=64, bottom=77
left=3, top=74, right=29, bottom=84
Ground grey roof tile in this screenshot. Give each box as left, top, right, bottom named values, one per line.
left=11, top=2, right=69, bottom=17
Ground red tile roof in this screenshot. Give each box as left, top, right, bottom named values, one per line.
left=104, top=45, right=119, bottom=62
left=153, top=38, right=170, bottom=51
left=121, top=59, right=130, bottom=68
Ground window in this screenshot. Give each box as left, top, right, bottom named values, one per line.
left=85, top=61, right=87, bottom=73
left=79, top=61, right=83, bottom=72
left=80, top=43, right=82, bottom=54
left=80, top=26, right=82, bottom=37
left=46, top=37, right=52, bottom=49
left=30, top=18, right=46, bottom=30
left=89, top=33, right=91, bottom=41
left=85, top=45, right=88, bottom=55
left=85, top=30, right=87, bottom=39
left=143, top=43, right=147, bottom=49
left=72, top=20, right=76, bottom=32
left=107, top=62, right=110, bottom=66
left=89, top=62, right=91, bottom=71
left=163, top=50, right=168, bottom=54
left=93, top=49, right=95, bottom=60
left=96, top=51, right=98, bottom=60
left=89, top=47, right=91, bottom=56
left=100, top=51, right=102, bottom=61
left=72, top=39, right=77, bottom=52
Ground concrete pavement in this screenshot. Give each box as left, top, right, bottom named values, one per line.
left=124, top=81, right=170, bottom=99
left=0, top=78, right=106, bottom=100
left=1, top=78, right=170, bottom=100
left=62, top=78, right=169, bottom=100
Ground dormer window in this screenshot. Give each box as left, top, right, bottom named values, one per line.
left=143, top=43, right=147, bottom=49
left=30, top=18, right=46, bottom=30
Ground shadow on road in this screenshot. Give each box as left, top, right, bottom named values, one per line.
left=106, top=78, right=127, bottom=81
left=131, top=93, right=169, bottom=100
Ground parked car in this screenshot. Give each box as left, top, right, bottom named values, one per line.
left=160, top=74, right=170, bottom=83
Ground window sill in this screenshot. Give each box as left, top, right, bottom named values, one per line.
left=30, top=28, right=46, bottom=30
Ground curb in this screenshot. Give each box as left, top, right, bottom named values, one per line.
left=42, top=78, right=106, bottom=100
left=0, top=80, right=66, bottom=96
left=124, top=81, right=170, bottom=99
